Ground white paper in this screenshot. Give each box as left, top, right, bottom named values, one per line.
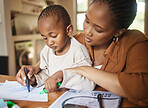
left=49, top=89, right=122, bottom=108
left=0, top=80, right=48, bottom=102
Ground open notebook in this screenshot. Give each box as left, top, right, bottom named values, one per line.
left=49, top=89, right=122, bottom=108
left=0, top=80, right=48, bottom=102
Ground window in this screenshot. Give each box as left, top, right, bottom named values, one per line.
left=76, top=0, right=88, bottom=31
left=129, top=0, right=145, bottom=33
left=76, top=0, right=145, bottom=33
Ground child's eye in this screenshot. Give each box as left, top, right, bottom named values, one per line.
left=40, top=34, right=47, bottom=40
left=43, top=37, right=47, bottom=40
left=52, top=35, right=57, bottom=38
left=41, top=36, right=47, bottom=40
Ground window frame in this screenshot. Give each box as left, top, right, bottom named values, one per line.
left=76, top=0, right=89, bottom=31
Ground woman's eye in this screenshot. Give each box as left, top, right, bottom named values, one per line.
left=95, top=28, right=103, bottom=33
left=85, top=19, right=89, bottom=24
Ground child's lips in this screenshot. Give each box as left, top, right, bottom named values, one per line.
left=50, top=46, right=56, bottom=50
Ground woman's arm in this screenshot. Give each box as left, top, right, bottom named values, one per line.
left=66, top=66, right=126, bottom=97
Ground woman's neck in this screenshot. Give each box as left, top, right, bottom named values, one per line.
left=93, top=47, right=106, bottom=66
left=94, top=39, right=112, bottom=50
left=93, top=40, right=112, bottom=66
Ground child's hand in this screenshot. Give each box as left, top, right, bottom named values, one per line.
left=45, top=71, right=63, bottom=92
left=16, top=65, right=36, bottom=86
left=45, top=77, right=58, bottom=92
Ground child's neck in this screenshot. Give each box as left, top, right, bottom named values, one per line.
left=55, top=37, right=71, bottom=56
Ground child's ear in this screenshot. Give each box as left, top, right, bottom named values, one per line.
left=66, top=24, right=73, bottom=36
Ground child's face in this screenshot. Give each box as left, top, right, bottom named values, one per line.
left=83, top=2, right=117, bottom=46
left=38, top=16, right=71, bottom=55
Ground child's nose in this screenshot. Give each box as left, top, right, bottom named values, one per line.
left=47, top=38, right=54, bottom=46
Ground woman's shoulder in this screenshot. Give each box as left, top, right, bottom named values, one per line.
left=123, top=29, right=148, bottom=42
left=120, top=29, right=148, bottom=48
left=73, top=32, right=85, bottom=45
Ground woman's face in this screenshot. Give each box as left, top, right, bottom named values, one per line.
left=83, top=2, right=117, bottom=47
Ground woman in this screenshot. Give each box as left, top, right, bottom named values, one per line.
left=16, top=0, right=148, bottom=106
left=67, top=0, right=148, bottom=106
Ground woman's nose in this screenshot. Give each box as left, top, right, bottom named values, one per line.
left=85, top=26, right=93, bottom=37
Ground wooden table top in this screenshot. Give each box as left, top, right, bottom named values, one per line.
left=0, top=75, right=138, bottom=108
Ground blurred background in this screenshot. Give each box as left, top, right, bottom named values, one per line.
left=0, top=0, right=147, bottom=76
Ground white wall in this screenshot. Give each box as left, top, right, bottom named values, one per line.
left=0, top=0, right=16, bottom=75
left=56, top=0, right=77, bottom=35
left=0, top=0, right=8, bottom=56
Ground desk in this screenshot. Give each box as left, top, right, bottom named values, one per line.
left=0, top=75, right=138, bottom=108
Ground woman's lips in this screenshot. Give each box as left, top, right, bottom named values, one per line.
left=85, top=36, right=92, bottom=42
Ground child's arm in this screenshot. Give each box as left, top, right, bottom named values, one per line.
left=61, top=68, right=95, bottom=91
left=46, top=44, right=95, bottom=91
left=33, top=45, right=50, bottom=87
left=33, top=61, right=41, bottom=74
left=34, top=69, right=50, bottom=87
left=60, top=43, right=95, bottom=90
left=44, top=69, right=95, bottom=91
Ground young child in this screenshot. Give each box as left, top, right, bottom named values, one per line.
left=16, top=5, right=95, bottom=92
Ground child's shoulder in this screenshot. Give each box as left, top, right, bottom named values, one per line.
left=73, top=33, right=85, bottom=45
left=40, top=45, right=50, bottom=54
left=71, top=37, right=88, bottom=52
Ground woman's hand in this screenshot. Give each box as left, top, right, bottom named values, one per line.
left=16, top=65, right=37, bottom=86
left=45, top=70, right=63, bottom=92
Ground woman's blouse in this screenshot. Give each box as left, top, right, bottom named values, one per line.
left=74, top=30, right=148, bottom=106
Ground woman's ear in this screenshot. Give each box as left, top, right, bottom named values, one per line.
left=115, top=29, right=126, bottom=37
left=66, top=24, right=73, bottom=36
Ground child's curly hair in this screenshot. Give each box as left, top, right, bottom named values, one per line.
left=38, top=5, right=71, bottom=28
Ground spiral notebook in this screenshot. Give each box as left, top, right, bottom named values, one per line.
left=49, top=89, right=122, bottom=108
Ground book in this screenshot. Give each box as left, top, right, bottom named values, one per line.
left=49, top=89, right=122, bottom=108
